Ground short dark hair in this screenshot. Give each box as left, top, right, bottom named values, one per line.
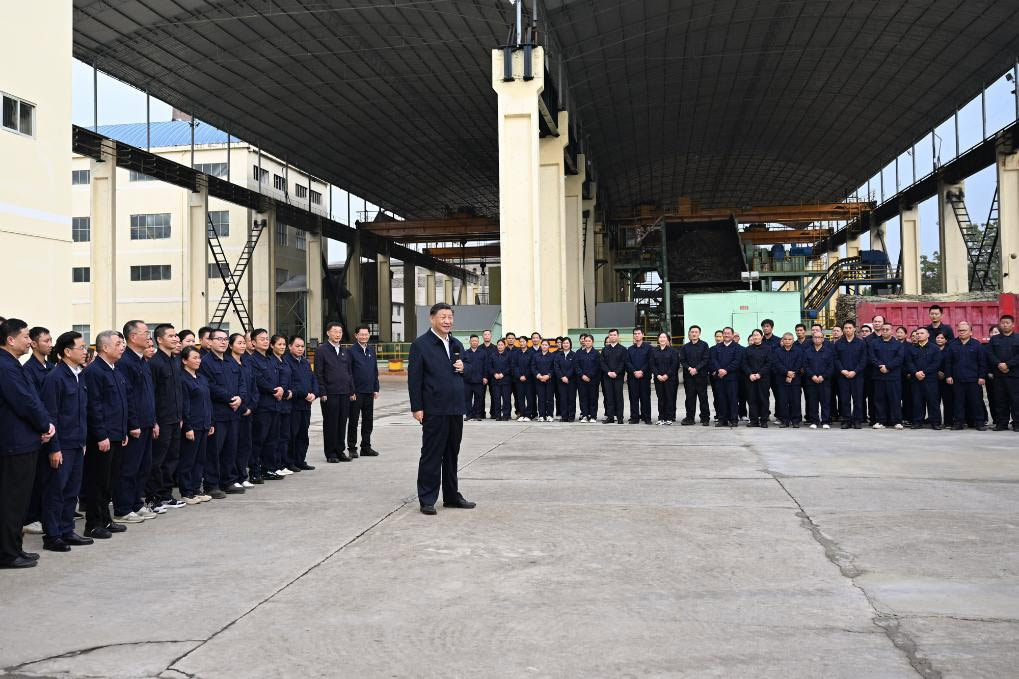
left=795, top=323, right=806, bottom=331
left=429, top=303, right=453, bottom=316
left=51, top=331, right=82, bottom=363
left=208, top=327, right=229, bottom=340
left=843, top=320, right=856, bottom=328
left=325, top=321, right=342, bottom=332
left=198, top=326, right=213, bottom=339
left=154, top=323, right=175, bottom=341
left=123, top=320, right=145, bottom=339
left=1000, top=314, right=1015, bottom=323
left=178, top=329, right=194, bottom=342
left=633, top=327, right=643, bottom=334
left=288, top=335, right=305, bottom=345
left=228, top=333, right=245, bottom=349
left=761, top=319, right=774, bottom=328
left=1, top=318, right=28, bottom=345
left=29, top=326, right=50, bottom=342
left=469, top=334, right=479, bottom=339
left=561, top=336, right=572, bottom=346
left=505, top=331, right=516, bottom=338
left=896, top=325, right=908, bottom=333
left=180, top=346, right=201, bottom=363
left=929, top=304, right=943, bottom=313
left=810, top=323, right=823, bottom=331
left=251, top=328, right=267, bottom=340
left=689, top=325, right=701, bottom=332
left=353, top=325, right=370, bottom=335
left=722, top=326, right=734, bottom=333
left=608, top=328, right=619, bottom=334
left=531, top=331, right=541, bottom=338
left=496, top=338, right=506, bottom=345
left=269, top=334, right=287, bottom=347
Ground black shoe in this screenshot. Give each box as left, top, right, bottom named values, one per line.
left=250, top=475, right=265, bottom=484
left=911, top=424, right=924, bottom=430
left=62, top=532, right=94, bottom=546
left=852, top=422, right=862, bottom=429
left=951, top=424, right=965, bottom=431
left=263, top=472, right=283, bottom=480
left=729, top=422, right=737, bottom=428
left=43, top=538, right=71, bottom=552
left=617, top=419, right=625, bottom=424
left=348, top=448, right=359, bottom=459
left=701, top=420, right=710, bottom=426
left=420, top=505, right=437, bottom=515
left=994, top=424, right=1009, bottom=431
left=715, top=421, right=728, bottom=427
left=779, top=422, right=789, bottom=428
left=224, top=485, right=245, bottom=494
left=680, top=419, right=694, bottom=426
left=286, top=466, right=303, bottom=473
left=360, top=448, right=380, bottom=457
left=297, top=463, right=316, bottom=471
left=841, top=423, right=851, bottom=430
left=760, top=421, right=769, bottom=429
left=975, top=425, right=987, bottom=431
left=602, top=418, right=614, bottom=424
left=85, top=526, right=112, bottom=540
left=208, top=489, right=227, bottom=499
left=0, top=555, right=37, bottom=568
left=792, top=423, right=800, bottom=429
left=628, top=420, right=640, bottom=424
left=20, top=550, right=39, bottom=560
left=443, top=498, right=477, bottom=509
left=932, top=424, right=943, bottom=430
left=336, top=452, right=352, bottom=462
left=326, top=456, right=339, bottom=463
left=105, top=522, right=126, bottom=533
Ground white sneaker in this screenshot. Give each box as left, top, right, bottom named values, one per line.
left=114, top=512, right=145, bottom=523
left=197, top=494, right=212, bottom=502
left=183, top=496, right=202, bottom=505
left=277, top=468, right=293, bottom=476
left=162, top=498, right=187, bottom=509
left=242, top=480, right=255, bottom=488
left=822, top=424, right=831, bottom=430
left=809, top=424, right=818, bottom=429
left=519, top=416, right=530, bottom=422
left=137, top=507, right=158, bottom=519
left=872, top=423, right=885, bottom=430
left=22, top=521, right=43, bottom=535
left=894, top=423, right=904, bottom=430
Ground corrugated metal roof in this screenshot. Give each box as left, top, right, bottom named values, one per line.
left=95, top=120, right=230, bottom=148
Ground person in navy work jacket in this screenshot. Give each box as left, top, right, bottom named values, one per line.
left=20, top=326, right=52, bottom=537
left=115, top=320, right=157, bottom=523
left=315, top=322, right=355, bottom=463
left=523, top=333, right=542, bottom=419
left=286, top=336, right=319, bottom=470
left=82, top=330, right=133, bottom=540
left=680, top=325, right=711, bottom=426
left=347, top=325, right=380, bottom=457
left=709, top=327, right=743, bottom=427
left=741, top=329, right=772, bottom=428
left=178, top=346, right=214, bottom=504
left=834, top=320, right=868, bottom=429
left=462, top=334, right=487, bottom=421
left=945, top=321, right=989, bottom=430
left=230, top=333, right=257, bottom=485
left=40, top=331, right=93, bottom=552
left=600, top=329, right=628, bottom=424
left=248, top=329, right=283, bottom=482
left=508, top=333, right=533, bottom=421
left=987, top=314, right=1019, bottom=431
left=408, top=303, right=475, bottom=515
left=772, top=333, right=804, bottom=427
left=869, top=323, right=905, bottom=429
left=531, top=339, right=556, bottom=421
left=625, top=328, right=653, bottom=424
left=148, top=324, right=184, bottom=511
left=199, top=328, right=246, bottom=497
left=905, top=327, right=944, bottom=430
left=0, top=319, right=55, bottom=568
left=649, top=332, right=679, bottom=425
left=486, top=339, right=513, bottom=421
left=480, top=330, right=497, bottom=419
left=573, top=333, right=601, bottom=422
left=271, top=334, right=295, bottom=475
left=554, top=337, right=578, bottom=422
left=803, top=331, right=835, bottom=429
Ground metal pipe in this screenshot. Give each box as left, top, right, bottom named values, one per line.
left=1014, top=58, right=1018, bottom=123
left=981, top=82, right=987, bottom=139
left=954, top=109, right=960, bottom=158
left=226, top=131, right=231, bottom=183
left=190, top=112, right=195, bottom=168
left=93, top=59, right=98, bottom=132
left=145, top=86, right=150, bottom=151
left=515, top=0, right=522, bottom=46
left=502, top=46, right=513, bottom=82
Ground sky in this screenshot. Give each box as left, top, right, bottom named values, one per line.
left=72, top=58, right=1019, bottom=267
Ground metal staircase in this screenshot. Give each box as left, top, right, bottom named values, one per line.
left=802, top=255, right=897, bottom=313
left=946, top=188, right=1000, bottom=291
left=208, top=217, right=266, bottom=331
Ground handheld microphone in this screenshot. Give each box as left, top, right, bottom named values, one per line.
left=452, top=349, right=461, bottom=372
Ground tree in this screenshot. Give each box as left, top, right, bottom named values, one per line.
left=920, top=250, right=941, bottom=294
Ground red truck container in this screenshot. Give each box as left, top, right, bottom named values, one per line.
left=856, top=294, right=1018, bottom=342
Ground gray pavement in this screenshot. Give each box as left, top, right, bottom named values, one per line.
left=2, top=375, right=1017, bottom=678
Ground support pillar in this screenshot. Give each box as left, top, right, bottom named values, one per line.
left=938, top=180, right=970, bottom=293
left=538, top=110, right=569, bottom=336
left=305, top=231, right=323, bottom=343
left=426, top=272, right=436, bottom=307
left=581, top=182, right=597, bottom=327
left=846, top=233, right=861, bottom=259
left=492, top=46, right=545, bottom=333
left=899, top=203, right=922, bottom=294
left=998, top=149, right=1019, bottom=293
left=250, top=206, right=277, bottom=331
left=90, top=140, right=117, bottom=333
left=456, top=280, right=467, bottom=305
left=443, top=276, right=453, bottom=305
left=869, top=215, right=886, bottom=252
left=346, top=234, right=362, bottom=328
left=564, top=153, right=586, bottom=330
left=377, top=254, right=392, bottom=341
left=186, top=178, right=209, bottom=330
left=403, top=262, right=418, bottom=340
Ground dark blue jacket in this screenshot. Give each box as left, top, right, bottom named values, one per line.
left=462, top=347, right=487, bottom=384
left=149, top=349, right=184, bottom=424
left=350, top=343, right=380, bottom=393
left=945, top=338, right=988, bottom=383
left=771, top=346, right=804, bottom=384
left=709, top=342, right=743, bottom=381
left=276, top=355, right=294, bottom=414
left=741, top=343, right=772, bottom=381
left=180, top=370, right=212, bottom=432
left=599, top=343, right=627, bottom=375
left=834, top=337, right=869, bottom=375
left=869, top=338, right=904, bottom=381
left=24, top=355, right=53, bottom=397
left=625, top=342, right=652, bottom=374
left=988, top=332, right=1019, bottom=378
left=486, top=350, right=512, bottom=385
left=649, top=346, right=679, bottom=378
left=238, top=353, right=259, bottom=413
left=508, top=347, right=532, bottom=381
left=761, top=334, right=780, bottom=350
left=522, top=347, right=540, bottom=379
left=83, top=357, right=131, bottom=443
left=42, top=362, right=87, bottom=454
left=574, top=347, right=601, bottom=382
left=680, top=339, right=710, bottom=377
left=407, top=331, right=465, bottom=416
left=554, top=349, right=578, bottom=382
left=532, top=351, right=555, bottom=379
left=199, top=351, right=246, bottom=421
left=248, top=351, right=281, bottom=414
left=286, top=353, right=319, bottom=411
left=925, top=323, right=954, bottom=343
left=120, top=348, right=156, bottom=428
left=802, top=342, right=835, bottom=378
left=314, top=342, right=353, bottom=395
left=0, top=350, right=52, bottom=456
left=479, top=343, right=498, bottom=377
left=906, top=341, right=943, bottom=378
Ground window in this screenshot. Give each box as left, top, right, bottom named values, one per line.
left=310, top=189, right=322, bottom=205
left=275, top=267, right=290, bottom=287
left=194, top=162, right=228, bottom=178
left=208, top=263, right=224, bottom=279
left=216, top=322, right=230, bottom=334
left=130, top=213, right=171, bottom=240
left=72, top=217, right=90, bottom=242
left=253, top=165, right=268, bottom=183
left=72, top=267, right=90, bottom=283
left=129, top=170, right=155, bottom=181
left=130, top=265, right=171, bottom=281
left=2, top=93, right=34, bottom=136
left=295, top=229, right=306, bottom=251
left=209, top=210, right=229, bottom=237
left=273, top=174, right=286, bottom=192
left=71, top=170, right=91, bottom=185
left=276, top=223, right=288, bottom=247
left=72, top=325, right=91, bottom=345
left=295, top=185, right=308, bottom=199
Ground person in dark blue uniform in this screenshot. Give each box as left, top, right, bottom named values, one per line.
left=408, top=303, right=475, bottom=515
left=271, top=334, right=295, bottom=474
left=0, top=319, right=55, bottom=567
left=148, top=324, right=184, bottom=510
left=115, top=320, right=156, bottom=523
left=741, top=329, right=772, bottom=427
left=480, top=330, right=497, bottom=419
left=200, top=328, right=246, bottom=496
left=905, top=328, right=943, bottom=429
left=761, top=319, right=781, bottom=419
left=625, top=329, right=653, bottom=424
left=863, top=315, right=885, bottom=424
left=228, top=333, right=256, bottom=486
left=462, top=335, right=487, bottom=421
left=554, top=337, right=578, bottom=422
left=574, top=334, right=601, bottom=422
left=20, top=326, right=52, bottom=537
left=348, top=325, right=380, bottom=457
left=925, top=305, right=954, bottom=343
left=509, top=333, right=534, bottom=421
left=178, top=346, right=213, bottom=504
left=286, top=336, right=319, bottom=470
left=869, top=323, right=905, bottom=429
left=315, top=322, right=354, bottom=463
left=649, top=332, right=679, bottom=425
left=532, top=339, right=556, bottom=421
left=945, top=321, right=989, bottom=430
left=834, top=320, right=868, bottom=429
left=248, top=329, right=283, bottom=481
left=988, top=314, right=1019, bottom=431
left=933, top=331, right=955, bottom=427
left=600, top=329, right=627, bottom=424
left=503, top=332, right=522, bottom=418
left=524, top=333, right=542, bottom=419
left=709, top=327, right=743, bottom=427
left=772, top=333, right=804, bottom=427
left=803, top=331, right=834, bottom=429
left=486, top=339, right=513, bottom=421
left=82, top=330, right=132, bottom=539
left=40, top=331, right=93, bottom=551
left=681, top=325, right=711, bottom=426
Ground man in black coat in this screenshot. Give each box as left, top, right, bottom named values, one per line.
left=315, top=321, right=354, bottom=462
left=680, top=325, right=711, bottom=425
left=599, top=329, right=627, bottom=424
left=408, top=303, right=475, bottom=515
left=988, top=314, right=1019, bottom=430
left=147, top=324, right=183, bottom=510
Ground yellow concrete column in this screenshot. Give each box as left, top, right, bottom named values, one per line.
left=538, top=111, right=569, bottom=335
left=443, top=276, right=454, bottom=305
left=899, top=203, right=922, bottom=294
left=463, top=284, right=475, bottom=305
left=998, top=150, right=1019, bottom=293
left=306, top=231, right=323, bottom=342
left=186, top=177, right=209, bottom=331
left=564, top=153, right=586, bottom=329
left=869, top=217, right=886, bottom=252
left=938, top=180, right=970, bottom=293
left=346, top=233, right=362, bottom=328
left=492, top=46, right=544, bottom=333
left=425, top=272, right=436, bottom=307
left=250, top=206, right=277, bottom=331
left=846, top=233, right=861, bottom=259
left=581, top=182, right=597, bottom=327
left=403, top=262, right=418, bottom=340
left=89, top=139, right=117, bottom=333
left=377, top=253, right=392, bottom=341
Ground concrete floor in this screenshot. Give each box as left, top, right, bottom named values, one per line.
left=1, top=374, right=1017, bottom=679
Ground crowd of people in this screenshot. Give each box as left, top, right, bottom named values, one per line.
left=0, top=317, right=379, bottom=569
left=457, top=306, right=1019, bottom=432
